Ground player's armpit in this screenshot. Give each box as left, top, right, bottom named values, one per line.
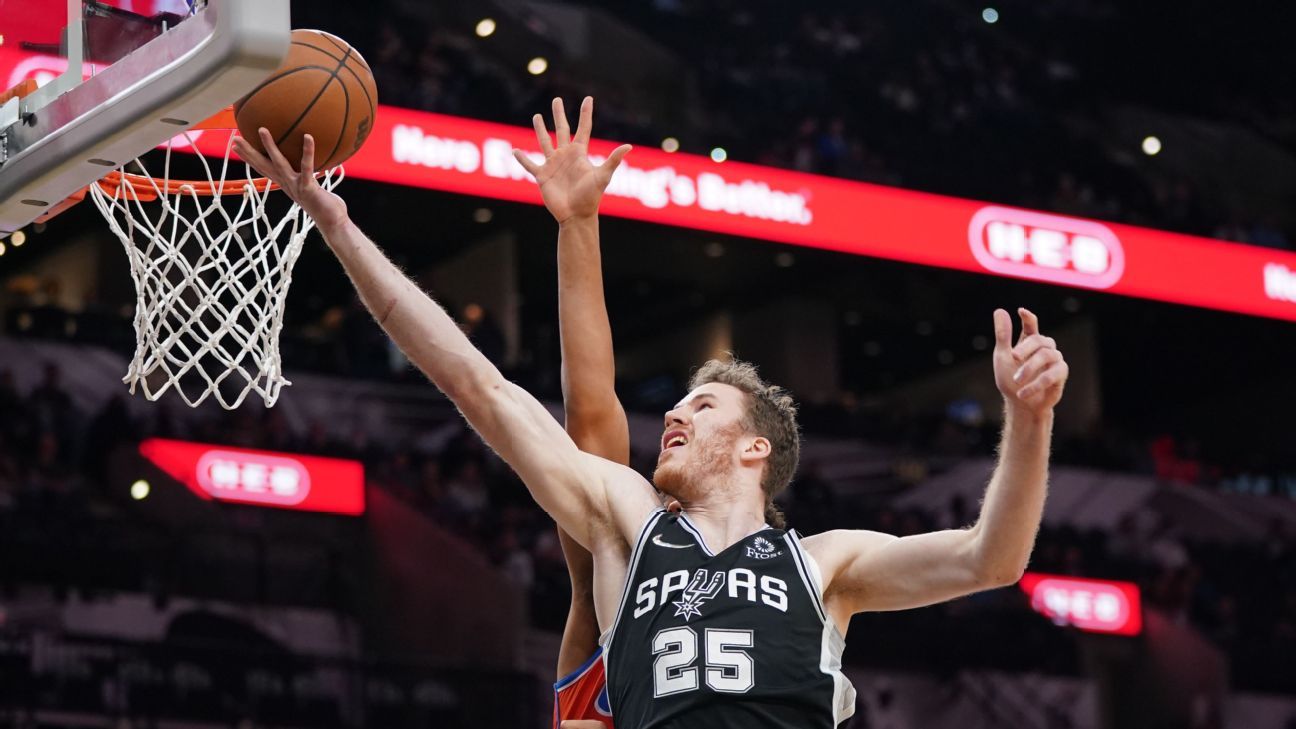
left=806, top=527, right=1010, bottom=616
left=483, top=380, right=658, bottom=548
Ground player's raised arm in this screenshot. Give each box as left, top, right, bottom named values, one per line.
left=231, top=129, right=656, bottom=547
left=807, top=308, right=1065, bottom=619
left=539, top=97, right=632, bottom=464
left=523, top=97, right=633, bottom=682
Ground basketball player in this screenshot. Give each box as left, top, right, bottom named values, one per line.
left=234, top=97, right=1068, bottom=728
left=536, top=98, right=631, bottom=729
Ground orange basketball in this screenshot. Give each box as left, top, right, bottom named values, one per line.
left=234, top=29, right=378, bottom=171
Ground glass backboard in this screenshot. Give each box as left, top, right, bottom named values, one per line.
left=0, top=0, right=290, bottom=235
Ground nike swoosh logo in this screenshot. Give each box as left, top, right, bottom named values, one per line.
left=652, top=534, right=694, bottom=549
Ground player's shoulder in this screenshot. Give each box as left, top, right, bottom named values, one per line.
left=582, top=454, right=663, bottom=546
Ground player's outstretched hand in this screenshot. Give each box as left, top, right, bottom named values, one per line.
left=233, top=129, right=348, bottom=233
left=560, top=722, right=607, bottom=729
left=513, top=96, right=632, bottom=225
left=992, top=307, right=1068, bottom=416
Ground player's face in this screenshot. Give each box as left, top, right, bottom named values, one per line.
left=653, top=383, right=749, bottom=500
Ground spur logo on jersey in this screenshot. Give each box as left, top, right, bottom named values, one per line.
left=745, top=536, right=783, bottom=560
left=634, top=567, right=789, bottom=620
left=673, top=569, right=726, bottom=621
left=968, top=206, right=1126, bottom=290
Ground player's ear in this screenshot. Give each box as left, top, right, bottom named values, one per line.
left=740, top=436, right=772, bottom=466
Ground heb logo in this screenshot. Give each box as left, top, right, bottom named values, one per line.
left=1264, top=263, right=1296, bottom=303
left=969, top=206, right=1125, bottom=289
left=1019, top=573, right=1141, bottom=636
left=196, top=449, right=311, bottom=506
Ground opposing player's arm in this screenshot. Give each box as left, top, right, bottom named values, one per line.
left=809, top=308, right=1066, bottom=615
left=531, top=98, right=633, bottom=678
left=558, top=213, right=629, bottom=459
left=538, top=97, right=631, bottom=464
left=232, top=130, right=655, bottom=546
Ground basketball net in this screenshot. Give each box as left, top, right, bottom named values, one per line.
left=87, top=112, right=342, bottom=409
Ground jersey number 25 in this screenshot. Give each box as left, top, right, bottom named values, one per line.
left=652, top=627, right=755, bottom=696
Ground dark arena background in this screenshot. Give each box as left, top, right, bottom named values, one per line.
left=2, top=1, right=1295, bottom=728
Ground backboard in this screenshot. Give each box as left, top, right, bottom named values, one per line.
left=0, top=0, right=291, bottom=235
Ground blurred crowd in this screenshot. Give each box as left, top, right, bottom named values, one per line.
left=4, top=358, right=1292, bottom=694
left=334, top=0, right=1293, bottom=249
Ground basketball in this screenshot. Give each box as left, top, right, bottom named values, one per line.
left=234, top=29, right=378, bottom=172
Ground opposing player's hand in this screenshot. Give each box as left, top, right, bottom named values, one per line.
left=233, top=129, right=348, bottom=233
left=992, top=308, right=1068, bottom=416
left=514, top=97, right=632, bottom=225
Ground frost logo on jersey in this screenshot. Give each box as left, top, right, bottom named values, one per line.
left=673, top=569, right=726, bottom=621
left=745, top=536, right=783, bottom=560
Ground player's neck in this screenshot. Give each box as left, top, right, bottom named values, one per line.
left=677, top=496, right=767, bottom=554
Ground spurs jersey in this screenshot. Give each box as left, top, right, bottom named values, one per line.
left=604, top=509, right=855, bottom=729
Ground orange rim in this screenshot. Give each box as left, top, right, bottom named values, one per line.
left=96, top=170, right=279, bottom=201
left=92, top=106, right=280, bottom=200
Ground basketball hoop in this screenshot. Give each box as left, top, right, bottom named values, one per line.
left=85, top=107, right=343, bottom=409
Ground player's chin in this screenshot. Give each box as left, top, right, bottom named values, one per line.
left=652, top=459, right=685, bottom=495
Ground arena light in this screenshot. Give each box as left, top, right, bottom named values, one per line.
left=0, top=241, right=6, bottom=256
left=662, top=137, right=680, bottom=153
left=1142, top=136, right=1162, bottom=156
left=527, top=57, right=548, bottom=75
left=982, top=8, right=1000, bottom=23
left=10, top=229, right=23, bottom=246
left=710, top=147, right=728, bottom=163
left=130, top=479, right=150, bottom=500
left=475, top=18, right=497, bottom=38
left=139, top=438, right=366, bottom=515
left=1019, top=573, right=1142, bottom=636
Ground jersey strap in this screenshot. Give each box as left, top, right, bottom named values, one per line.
left=602, top=507, right=668, bottom=657
left=783, top=529, right=857, bottom=725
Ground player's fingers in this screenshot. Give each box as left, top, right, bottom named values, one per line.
left=552, top=97, right=571, bottom=146
left=258, top=127, right=294, bottom=176
left=598, top=144, right=633, bottom=181
left=232, top=137, right=273, bottom=176
left=532, top=114, right=555, bottom=157
left=1012, top=334, right=1057, bottom=362
left=300, top=134, right=317, bottom=178
left=1018, top=360, right=1068, bottom=400
left=1018, top=307, right=1040, bottom=341
left=1012, top=348, right=1061, bottom=386
left=573, top=96, right=594, bottom=146
left=512, top=149, right=541, bottom=176
left=992, top=308, right=1013, bottom=352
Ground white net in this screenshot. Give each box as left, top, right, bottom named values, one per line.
left=88, top=130, right=342, bottom=409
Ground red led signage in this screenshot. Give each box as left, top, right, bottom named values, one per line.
left=7, top=47, right=1296, bottom=322
left=1019, top=573, right=1142, bottom=636
left=139, top=438, right=365, bottom=515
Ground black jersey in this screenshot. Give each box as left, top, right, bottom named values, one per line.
left=604, top=508, right=855, bottom=729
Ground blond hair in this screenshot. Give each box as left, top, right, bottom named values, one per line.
left=688, top=359, right=799, bottom=529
